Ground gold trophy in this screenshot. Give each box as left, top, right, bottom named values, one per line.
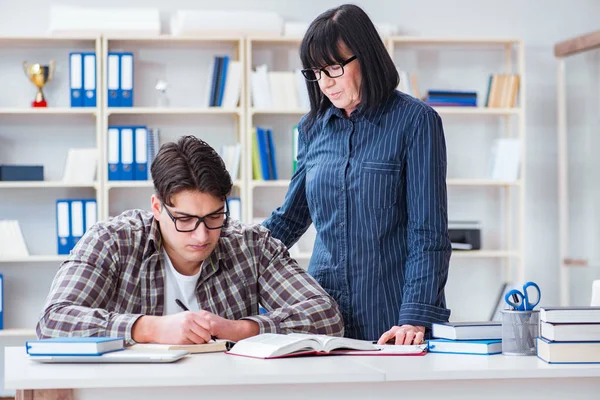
left=23, top=61, right=55, bottom=107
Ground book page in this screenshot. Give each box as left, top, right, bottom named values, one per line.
left=227, top=333, right=318, bottom=358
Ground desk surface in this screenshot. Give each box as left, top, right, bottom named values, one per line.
left=5, top=347, right=600, bottom=390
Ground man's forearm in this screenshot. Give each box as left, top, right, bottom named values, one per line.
left=131, top=316, right=159, bottom=343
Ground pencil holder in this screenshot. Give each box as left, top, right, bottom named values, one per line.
left=501, top=309, right=539, bottom=356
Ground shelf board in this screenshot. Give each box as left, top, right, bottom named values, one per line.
left=447, top=179, right=521, bottom=186
left=251, top=180, right=291, bottom=188
left=252, top=179, right=521, bottom=189
left=0, top=181, right=97, bottom=189
left=107, top=180, right=243, bottom=190
left=0, top=36, right=99, bottom=47
left=0, top=328, right=36, bottom=338
left=389, top=36, right=520, bottom=46
left=107, top=107, right=241, bottom=116
left=250, top=108, right=309, bottom=115
left=105, top=35, right=243, bottom=44
left=0, top=108, right=97, bottom=115
left=0, top=255, right=67, bottom=263
left=452, top=250, right=519, bottom=258
left=248, top=36, right=303, bottom=44
left=433, top=107, right=521, bottom=116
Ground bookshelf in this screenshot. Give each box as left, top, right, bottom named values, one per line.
left=100, top=35, right=246, bottom=220
left=0, top=36, right=102, bottom=346
left=386, top=36, right=526, bottom=318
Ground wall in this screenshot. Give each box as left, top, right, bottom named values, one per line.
left=1, top=0, right=599, bottom=316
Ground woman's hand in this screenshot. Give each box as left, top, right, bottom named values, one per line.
left=377, top=325, right=425, bottom=345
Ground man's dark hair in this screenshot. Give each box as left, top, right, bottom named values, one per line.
left=151, top=135, right=232, bottom=206
left=300, top=4, right=399, bottom=125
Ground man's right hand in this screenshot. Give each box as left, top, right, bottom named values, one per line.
left=132, top=312, right=212, bottom=344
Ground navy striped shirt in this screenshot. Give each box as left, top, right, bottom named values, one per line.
left=263, top=90, right=451, bottom=341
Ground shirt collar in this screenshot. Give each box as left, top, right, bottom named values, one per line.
left=145, top=217, right=163, bottom=258
left=321, top=92, right=396, bottom=129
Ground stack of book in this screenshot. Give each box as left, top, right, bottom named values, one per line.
left=536, top=306, right=600, bottom=364
left=428, top=321, right=502, bottom=355
left=424, top=90, right=477, bottom=107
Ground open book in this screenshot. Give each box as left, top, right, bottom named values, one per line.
left=226, top=333, right=427, bottom=359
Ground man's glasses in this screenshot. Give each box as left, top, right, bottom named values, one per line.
left=162, top=201, right=229, bottom=232
left=301, top=55, right=357, bottom=82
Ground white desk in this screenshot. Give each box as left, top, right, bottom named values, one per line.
left=5, top=347, right=600, bottom=400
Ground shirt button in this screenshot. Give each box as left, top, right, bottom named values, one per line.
left=340, top=187, right=344, bottom=192
left=340, top=222, right=345, bottom=227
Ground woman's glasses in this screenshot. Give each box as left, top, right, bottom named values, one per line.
left=301, top=55, right=357, bottom=82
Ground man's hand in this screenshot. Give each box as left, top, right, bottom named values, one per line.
left=132, top=311, right=259, bottom=344
left=377, top=325, right=425, bottom=345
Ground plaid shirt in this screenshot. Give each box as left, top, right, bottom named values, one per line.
left=37, top=210, right=344, bottom=343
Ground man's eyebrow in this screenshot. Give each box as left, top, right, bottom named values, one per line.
left=172, top=206, right=225, bottom=217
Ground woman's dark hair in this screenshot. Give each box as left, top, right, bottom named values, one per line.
left=151, top=135, right=232, bottom=206
left=300, top=4, right=399, bottom=125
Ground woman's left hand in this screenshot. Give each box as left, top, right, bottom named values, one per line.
left=377, top=325, right=425, bottom=345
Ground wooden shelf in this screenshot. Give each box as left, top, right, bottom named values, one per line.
left=0, top=328, right=36, bottom=338
left=105, top=35, right=243, bottom=44
left=248, top=36, right=303, bottom=44
left=452, top=250, right=519, bottom=258
left=447, top=179, right=521, bottom=187
left=433, top=107, right=521, bottom=116
left=250, top=108, right=309, bottom=115
left=0, top=181, right=97, bottom=189
left=252, top=179, right=521, bottom=189
left=107, top=180, right=243, bottom=190
left=0, top=36, right=98, bottom=47
left=107, top=107, right=242, bottom=116
left=389, top=36, right=520, bottom=46
left=0, top=255, right=67, bottom=263
left=0, top=108, right=96, bottom=115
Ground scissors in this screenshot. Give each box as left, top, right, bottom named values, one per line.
left=504, top=281, right=541, bottom=311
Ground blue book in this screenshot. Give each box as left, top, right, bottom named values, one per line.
left=432, top=321, right=502, bottom=340
left=26, top=337, right=125, bottom=356
left=428, top=339, right=502, bottom=355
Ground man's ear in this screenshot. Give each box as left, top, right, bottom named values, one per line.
left=151, top=195, right=162, bottom=220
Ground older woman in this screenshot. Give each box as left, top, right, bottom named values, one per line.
left=263, top=4, right=451, bottom=345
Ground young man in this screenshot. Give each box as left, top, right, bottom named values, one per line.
left=37, top=136, right=344, bottom=344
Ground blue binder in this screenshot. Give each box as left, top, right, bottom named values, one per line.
left=217, top=56, right=229, bottom=106
left=70, top=200, right=85, bottom=250
left=119, top=53, right=134, bottom=107
left=134, top=126, right=148, bottom=181
left=69, top=52, right=83, bottom=107
left=120, top=127, right=134, bottom=180
left=266, top=129, right=278, bottom=180
left=256, top=127, right=271, bottom=180
left=83, top=52, right=97, bottom=107
left=56, top=200, right=71, bottom=255
left=107, top=52, right=120, bottom=107
left=84, top=199, right=97, bottom=232
left=107, top=127, right=121, bottom=181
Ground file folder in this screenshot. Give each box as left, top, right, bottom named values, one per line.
left=107, top=53, right=120, bottom=107
left=134, top=127, right=148, bottom=181
left=83, top=53, right=97, bottom=107
left=107, top=127, right=120, bottom=181
left=69, top=52, right=83, bottom=107
left=0, top=273, right=3, bottom=330
left=217, top=56, right=229, bottom=106
left=120, top=127, right=134, bottom=180
left=70, top=200, right=84, bottom=250
left=56, top=200, right=71, bottom=255
left=84, top=200, right=97, bottom=232
left=120, top=53, right=134, bottom=107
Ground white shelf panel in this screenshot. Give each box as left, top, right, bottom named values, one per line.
left=0, top=255, right=67, bottom=263
left=248, top=36, right=303, bottom=44
left=0, top=36, right=98, bottom=47
left=447, top=179, right=521, bottom=186
left=452, top=250, right=520, bottom=258
left=107, top=180, right=243, bottom=190
left=0, top=181, right=97, bottom=189
left=0, top=108, right=97, bottom=115
left=105, top=35, right=243, bottom=43
left=251, top=180, right=291, bottom=188
left=107, top=107, right=242, bottom=116
left=433, top=107, right=522, bottom=116
left=0, top=328, right=36, bottom=338
left=252, top=179, right=521, bottom=189
left=389, top=36, right=520, bottom=46
left=250, top=108, right=309, bottom=116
